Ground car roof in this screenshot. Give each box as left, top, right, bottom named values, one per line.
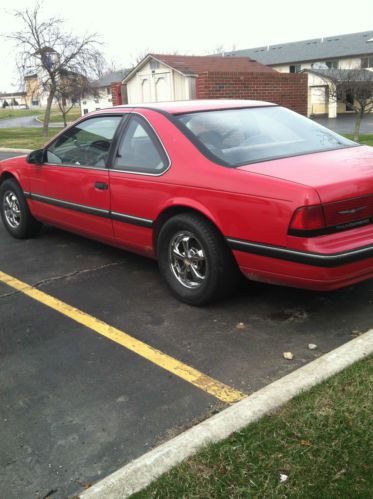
left=96, top=99, right=276, bottom=115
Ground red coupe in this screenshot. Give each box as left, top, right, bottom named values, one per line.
left=1, top=100, right=372, bottom=304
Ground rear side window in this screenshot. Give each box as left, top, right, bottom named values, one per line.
left=175, top=107, right=356, bottom=167
left=114, top=115, right=169, bottom=174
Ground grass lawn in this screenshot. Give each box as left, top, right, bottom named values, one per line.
left=0, top=108, right=43, bottom=120
left=133, top=355, right=373, bottom=498
left=38, top=108, right=81, bottom=123
left=345, top=134, right=373, bottom=146
left=0, top=107, right=81, bottom=124
left=0, top=128, right=57, bottom=150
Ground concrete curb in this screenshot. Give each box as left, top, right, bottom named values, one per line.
left=0, top=148, right=31, bottom=153
left=80, top=328, right=373, bottom=499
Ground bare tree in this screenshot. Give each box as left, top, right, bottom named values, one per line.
left=130, top=49, right=150, bottom=66
left=55, top=72, right=96, bottom=127
left=315, top=68, right=373, bottom=141
left=210, top=44, right=225, bottom=55
left=208, top=44, right=237, bottom=56
left=7, top=2, right=105, bottom=136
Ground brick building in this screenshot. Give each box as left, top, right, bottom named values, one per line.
left=196, top=71, right=307, bottom=115
left=121, top=54, right=307, bottom=115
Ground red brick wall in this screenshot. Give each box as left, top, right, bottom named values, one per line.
left=196, top=72, right=308, bottom=115
left=111, top=83, right=123, bottom=106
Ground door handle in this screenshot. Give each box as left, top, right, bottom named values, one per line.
left=95, top=182, right=108, bottom=190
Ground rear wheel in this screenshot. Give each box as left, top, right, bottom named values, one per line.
left=0, top=179, right=42, bottom=238
left=157, top=213, right=239, bottom=305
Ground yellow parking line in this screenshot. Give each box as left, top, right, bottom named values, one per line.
left=0, top=270, right=246, bottom=404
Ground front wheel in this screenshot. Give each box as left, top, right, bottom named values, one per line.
left=0, top=179, right=42, bottom=238
left=157, top=213, right=239, bottom=305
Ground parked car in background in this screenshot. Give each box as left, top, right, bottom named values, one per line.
left=1, top=100, right=372, bottom=304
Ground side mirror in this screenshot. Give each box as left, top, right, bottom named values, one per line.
left=27, top=149, right=44, bottom=165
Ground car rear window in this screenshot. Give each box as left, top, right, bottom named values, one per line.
left=175, top=106, right=357, bottom=167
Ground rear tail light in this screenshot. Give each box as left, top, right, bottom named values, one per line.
left=289, top=205, right=326, bottom=232
left=289, top=196, right=372, bottom=236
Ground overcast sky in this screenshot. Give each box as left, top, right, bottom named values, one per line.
left=0, top=0, right=372, bottom=91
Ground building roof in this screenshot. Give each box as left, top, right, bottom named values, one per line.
left=92, top=69, right=131, bottom=88
left=151, top=54, right=275, bottom=74
left=224, top=30, right=373, bottom=65
left=123, top=54, right=274, bottom=82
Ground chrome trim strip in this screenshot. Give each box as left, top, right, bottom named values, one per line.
left=43, top=163, right=108, bottom=171
left=109, top=168, right=168, bottom=177
left=30, top=193, right=110, bottom=217
left=27, top=192, right=153, bottom=228
left=111, top=211, right=153, bottom=228
left=226, top=237, right=373, bottom=267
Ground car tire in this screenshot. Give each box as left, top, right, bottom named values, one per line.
left=0, top=179, right=42, bottom=239
left=157, top=213, right=240, bottom=305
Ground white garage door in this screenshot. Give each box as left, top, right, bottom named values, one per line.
left=141, top=78, right=151, bottom=102
left=155, top=74, right=172, bottom=102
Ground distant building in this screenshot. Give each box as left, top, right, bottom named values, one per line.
left=224, top=30, right=373, bottom=117
left=120, top=53, right=307, bottom=116
left=0, top=91, right=27, bottom=108
left=123, top=53, right=275, bottom=104
left=23, top=47, right=60, bottom=107
left=80, top=70, right=131, bottom=115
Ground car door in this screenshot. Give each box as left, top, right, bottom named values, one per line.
left=109, top=113, right=170, bottom=254
left=28, top=114, right=123, bottom=241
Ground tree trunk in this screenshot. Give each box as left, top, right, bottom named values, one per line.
left=353, top=110, right=364, bottom=142
left=43, top=87, right=55, bottom=137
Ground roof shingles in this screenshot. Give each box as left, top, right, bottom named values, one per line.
left=224, top=30, right=373, bottom=65
left=146, top=54, right=274, bottom=75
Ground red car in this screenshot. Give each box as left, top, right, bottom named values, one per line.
left=0, top=100, right=372, bottom=305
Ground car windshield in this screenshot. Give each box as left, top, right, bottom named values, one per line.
left=175, top=106, right=357, bottom=167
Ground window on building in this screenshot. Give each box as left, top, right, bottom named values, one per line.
left=83, top=108, right=88, bottom=114
left=82, top=100, right=87, bottom=105
left=150, top=60, right=160, bottom=71
left=289, top=64, right=301, bottom=73
left=361, top=56, right=373, bottom=68
left=107, top=87, right=111, bottom=95
left=325, top=60, right=339, bottom=69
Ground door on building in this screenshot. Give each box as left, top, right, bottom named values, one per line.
left=141, top=78, right=151, bottom=102
left=155, top=74, right=172, bottom=101
left=346, top=92, right=354, bottom=111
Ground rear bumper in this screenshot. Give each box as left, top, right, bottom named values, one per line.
left=227, top=237, right=373, bottom=291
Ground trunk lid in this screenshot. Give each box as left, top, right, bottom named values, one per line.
left=237, top=145, right=373, bottom=203
left=238, top=144, right=373, bottom=233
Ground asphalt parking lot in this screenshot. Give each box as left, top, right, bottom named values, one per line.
left=0, top=153, right=372, bottom=499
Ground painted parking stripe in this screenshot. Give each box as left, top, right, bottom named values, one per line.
left=0, top=270, right=246, bottom=404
